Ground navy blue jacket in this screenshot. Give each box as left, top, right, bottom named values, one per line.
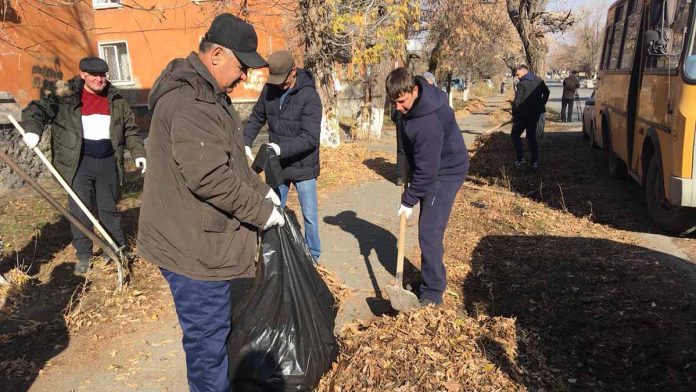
left=401, top=77, right=468, bottom=207
left=244, top=69, right=322, bottom=181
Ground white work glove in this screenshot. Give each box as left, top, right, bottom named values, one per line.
left=263, top=207, right=285, bottom=230
left=397, top=204, right=413, bottom=219
left=22, top=133, right=40, bottom=149
left=265, top=189, right=280, bottom=206
left=135, top=157, right=147, bottom=174
left=266, top=143, right=281, bottom=156
left=245, top=146, right=254, bottom=161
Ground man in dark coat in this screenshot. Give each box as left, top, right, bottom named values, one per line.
left=21, top=56, right=146, bottom=274
left=510, top=64, right=550, bottom=168
left=385, top=67, right=469, bottom=306
left=244, top=50, right=322, bottom=262
left=561, top=70, right=581, bottom=122
left=137, top=14, right=284, bottom=391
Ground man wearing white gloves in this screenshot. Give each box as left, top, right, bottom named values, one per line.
left=20, top=56, right=146, bottom=275
left=244, top=50, right=322, bottom=262
left=386, top=67, right=468, bottom=307
left=137, top=15, right=284, bottom=391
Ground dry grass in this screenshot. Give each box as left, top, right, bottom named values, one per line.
left=318, top=143, right=392, bottom=193
left=317, top=129, right=696, bottom=391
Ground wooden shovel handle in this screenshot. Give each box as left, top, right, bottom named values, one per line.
left=396, top=213, right=407, bottom=283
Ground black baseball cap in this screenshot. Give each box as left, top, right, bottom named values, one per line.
left=79, top=56, right=109, bottom=73
left=204, top=13, right=267, bottom=69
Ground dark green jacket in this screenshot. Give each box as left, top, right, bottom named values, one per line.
left=20, top=76, right=146, bottom=184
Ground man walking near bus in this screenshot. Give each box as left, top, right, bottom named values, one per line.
left=21, top=56, right=146, bottom=275
left=386, top=67, right=468, bottom=306
left=511, top=64, right=550, bottom=168
left=137, top=14, right=284, bottom=392
left=244, top=50, right=322, bottom=262
left=561, top=70, right=580, bottom=122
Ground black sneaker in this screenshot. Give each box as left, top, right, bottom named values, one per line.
left=514, top=158, right=526, bottom=167
left=531, top=161, right=539, bottom=169
left=74, top=258, right=90, bottom=275
left=419, top=297, right=442, bottom=307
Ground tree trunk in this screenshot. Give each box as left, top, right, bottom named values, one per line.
left=507, top=0, right=549, bottom=76
left=356, top=58, right=391, bottom=140
left=446, top=72, right=453, bottom=109
left=298, top=0, right=341, bottom=147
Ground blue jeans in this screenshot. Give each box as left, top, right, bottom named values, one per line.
left=278, top=178, right=321, bottom=261
left=161, top=269, right=232, bottom=392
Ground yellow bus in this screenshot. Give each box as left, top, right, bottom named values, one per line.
left=587, top=0, right=696, bottom=234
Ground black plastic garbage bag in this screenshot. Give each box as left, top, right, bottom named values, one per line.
left=228, top=212, right=338, bottom=391
left=251, top=144, right=284, bottom=189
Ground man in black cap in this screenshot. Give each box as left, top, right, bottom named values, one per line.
left=137, top=13, right=283, bottom=392
left=243, top=50, right=323, bottom=262
left=20, top=56, right=146, bottom=275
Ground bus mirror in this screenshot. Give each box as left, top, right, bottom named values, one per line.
left=645, top=29, right=668, bottom=56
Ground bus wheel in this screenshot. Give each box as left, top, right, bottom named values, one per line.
left=589, top=122, right=598, bottom=149
left=608, top=137, right=627, bottom=179
left=645, top=155, right=696, bottom=235
left=582, top=120, right=590, bottom=140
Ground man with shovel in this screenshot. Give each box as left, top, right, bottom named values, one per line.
left=137, top=14, right=284, bottom=392
left=20, top=56, right=146, bottom=275
left=385, top=67, right=468, bottom=307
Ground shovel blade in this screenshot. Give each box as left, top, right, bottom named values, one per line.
left=385, top=285, right=421, bottom=312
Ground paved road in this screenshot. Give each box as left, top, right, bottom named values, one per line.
left=545, top=81, right=594, bottom=123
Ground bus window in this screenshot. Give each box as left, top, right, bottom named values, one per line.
left=647, top=0, right=692, bottom=70
left=602, top=25, right=614, bottom=70
left=620, top=0, right=643, bottom=70
left=609, top=4, right=626, bottom=69
left=686, top=21, right=696, bottom=81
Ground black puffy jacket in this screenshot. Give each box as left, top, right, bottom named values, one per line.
left=243, top=69, right=322, bottom=181
left=511, top=72, right=550, bottom=123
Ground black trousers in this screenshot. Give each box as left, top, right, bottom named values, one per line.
left=561, top=98, right=575, bottom=122
left=511, top=117, right=539, bottom=163
left=418, top=177, right=465, bottom=303
left=69, top=155, right=124, bottom=261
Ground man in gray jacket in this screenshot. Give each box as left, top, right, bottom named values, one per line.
left=137, top=14, right=283, bottom=392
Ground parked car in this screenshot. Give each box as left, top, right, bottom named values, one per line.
left=582, top=91, right=598, bottom=148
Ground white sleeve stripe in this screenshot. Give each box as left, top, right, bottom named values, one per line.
left=81, top=114, right=111, bottom=141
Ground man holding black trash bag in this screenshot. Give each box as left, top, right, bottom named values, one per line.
left=243, top=50, right=323, bottom=262
left=137, top=14, right=284, bottom=392
left=20, top=56, right=146, bottom=275
left=385, top=67, right=469, bottom=307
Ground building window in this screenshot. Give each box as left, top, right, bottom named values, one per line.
left=93, top=0, right=121, bottom=9
left=98, top=41, right=132, bottom=84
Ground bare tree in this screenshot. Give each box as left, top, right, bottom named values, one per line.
left=505, top=0, right=575, bottom=75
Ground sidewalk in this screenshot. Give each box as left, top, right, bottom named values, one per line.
left=27, top=96, right=497, bottom=391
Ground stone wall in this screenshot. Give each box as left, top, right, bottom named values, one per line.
left=0, top=123, right=52, bottom=194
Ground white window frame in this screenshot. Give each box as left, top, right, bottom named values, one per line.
left=92, top=0, right=122, bottom=10
left=97, top=40, right=135, bottom=86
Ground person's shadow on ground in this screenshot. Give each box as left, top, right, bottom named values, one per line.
left=464, top=235, right=696, bottom=390
left=363, top=158, right=399, bottom=185
left=324, top=210, right=417, bottom=316
left=0, top=202, right=141, bottom=391
left=0, top=262, right=86, bottom=392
